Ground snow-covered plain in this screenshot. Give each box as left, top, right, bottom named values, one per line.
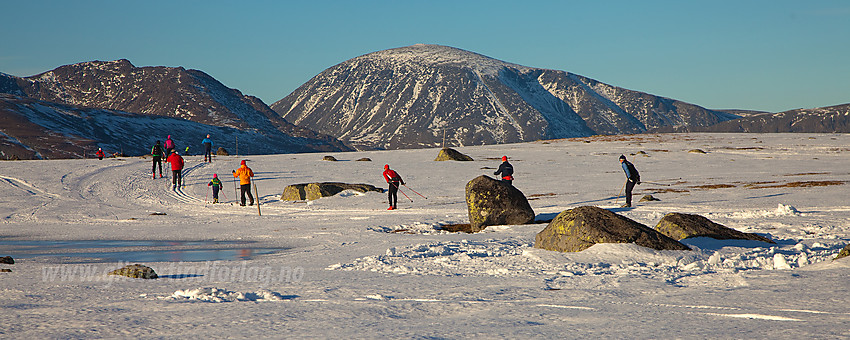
left=1, top=133, right=849, bottom=338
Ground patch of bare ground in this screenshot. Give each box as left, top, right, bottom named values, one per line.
left=648, top=149, right=669, bottom=152
left=741, top=181, right=779, bottom=188
left=689, top=184, right=737, bottom=190
left=783, top=172, right=831, bottom=176
left=439, top=223, right=473, bottom=233
left=390, top=229, right=415, bottom=234
left=718, top=146, right=766, bottom=150
left=528, top=193, right=557, bottom=201
left=648, top=188, right=690, bottom=193
left=747, top=180, right=846, bottom=189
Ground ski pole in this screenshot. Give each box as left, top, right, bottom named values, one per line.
left=233, top=176, right=238, bottom=203
left=614, top=180, right=626, bottom=206
left=403, top=185, right=427, bottom=199
left=392, top=182, right=413, bottom=202
left=253, top=182, right=261, bottom=216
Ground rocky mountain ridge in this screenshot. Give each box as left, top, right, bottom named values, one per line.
left=0, top=60, right=349, bottom=159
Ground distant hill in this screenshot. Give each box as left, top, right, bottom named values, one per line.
left=651, top=104, right=850, bottom=133
left=0, top=60, right=349, bottom=159
left=272, top=44, right=738, bottom=150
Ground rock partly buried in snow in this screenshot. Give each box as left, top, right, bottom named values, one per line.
left=108, top=264, right=158, bottom=279
left=356, top=157, right=372, bottom=162
left=434, top=148, right=473, bottom=161
left=833, top=244, right=850, bottom=261
left=655, top=212, right=775, bottom=243
left=216, top=147, right=229, bottom=156
left=534, top=206, right=690, bottom=252
left=639, top=195, right=660, bottom=202
left=688, top=149, right=707, bottom=154
left=281, top=182, right=383, bottom=201
left=322, top=155, right=338, bottom=161
left=465, top=175, right=535, bottom=232
left=0, top=256, right=13, bottom=264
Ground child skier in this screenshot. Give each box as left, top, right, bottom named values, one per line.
left=208, top=174, right=222, bottom=203
left=95, top=148, right=105, bottom=160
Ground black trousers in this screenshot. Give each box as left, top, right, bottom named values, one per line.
left=625, top=180, right=636, bottom=206
left=387, top=182, right=399, bottom=207
left=152, top=156, right=162, bottom=175
left=204, top=144, right=212, bottom=161
left=172, top=170, right=182, bottom=187
left=240, top=184, right=254, bottom=205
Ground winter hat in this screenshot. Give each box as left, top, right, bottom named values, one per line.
left=241, top=160, right=246, bottom=165
left=619, top=155, right=626, bottom=161
left=213, top=174, right=218, bottom=178
left=206, top=134, right=210, bottom=138
left=502, top=156, right=507, bottom=161
left=174, top=151, right=179, bottom=154
left=168, top=135, right=171, bottom=139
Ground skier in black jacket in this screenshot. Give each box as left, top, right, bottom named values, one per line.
left=619, top=155, right=640, bottom=208
left=151, top=141, right=165, bottom=179
left=493, top=156, right=514, bottom=185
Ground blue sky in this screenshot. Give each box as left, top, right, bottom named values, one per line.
left=1, top=1, right=848, bottom=112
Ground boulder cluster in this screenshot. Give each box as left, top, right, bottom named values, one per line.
left=282, top=182, right=383, bottom=201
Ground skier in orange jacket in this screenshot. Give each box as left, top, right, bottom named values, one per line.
left=232, top=160, right=254, bottom=206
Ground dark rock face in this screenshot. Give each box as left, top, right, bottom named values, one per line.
left=272, top=44, right=735, bottom=150
left=108, top=264, right=158, bottom=279
left=0, top=60, right=350, bottom=159
left=0, top=256, right=13, bottom=264
left=655, top=212, right=775, bottom=243
left=281, top=182, right=383, bottom=201
left=465, top=175, right=535, bottom=232
left=434, top=148, right=473, bottom=161
left=534, top=206, right=690, bottom=252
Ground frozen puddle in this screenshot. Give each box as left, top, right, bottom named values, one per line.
left=0, top=240, right=286, bottom=262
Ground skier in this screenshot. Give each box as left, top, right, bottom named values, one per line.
left=208, top=174, right=222, bottom=203
left=166, top=150, right=185, bottom=190
left=493, top=156, right=514, bottom=185
left=619, top=155, right=641, bottom=208
left=184, top=146, right=190, bottom=156
left=232, top=160, right=254, bottom=206
left=382, top=164, right=405, bottom=210
left=95, top=148, right=105, bottom=160
left=202, top=134, right=214, bottom=163
left=163, top=135, right=176, bottom=156
left=151, top=141, right=165, bottom=179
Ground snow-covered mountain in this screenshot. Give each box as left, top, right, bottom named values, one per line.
left=271, top=44, right=739, bottom=150
left=655, top=103, right=850, bottom=133
left=0, top=60, right=350, bottom=157
left=0, top=93, right=338, bottom=160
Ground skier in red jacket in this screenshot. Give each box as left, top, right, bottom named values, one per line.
left=95, top=148, right=105, bottom=160
left=382, top=164, right=405, bottom=210
left=166, top=151, right=185, bottom=190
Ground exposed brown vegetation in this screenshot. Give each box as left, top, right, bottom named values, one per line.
left=528, top=193, right=557, bottom=198
left=689, top=184, right=736, bottom=190
left=647, top=188, right=690, bottom=193
left=439, top=224, right=473, bottom=233
left=747, top=181, right=846, bottom=189
left=783, top=172, right=830, bottom=176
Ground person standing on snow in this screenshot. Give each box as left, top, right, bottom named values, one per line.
left=202, top=134, right=214, bottom=163
left=208, top=173, right=222, bottom=203
left=619, top=155, right=641, bottom=208
left=232, top=160, right=254, bottom=206
left=382, top=164, right=405, bottom=210
left=163, top=135, right=176, bottom=156
left=166, top=150, right=185, bottom=190
left=493, top=156, right=514, bottom=185
left=151, top=140, right=165, bottom=179
left=95, top=148, right=105, bottom=160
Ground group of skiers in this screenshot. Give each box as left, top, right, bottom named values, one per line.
left=133, top=133, right=640, bottom=209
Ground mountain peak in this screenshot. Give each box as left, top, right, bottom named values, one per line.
left=358, top=44, right=530, bottom=76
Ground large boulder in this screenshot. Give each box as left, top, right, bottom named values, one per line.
left=0, top=256, right=13, bottom=264
left=281, top=182, right=383, bottom=201
left=216, top=147, right=229, bottom=156
left=655, top=213, right=775, bottom=243
left=465, top=175, right=535, bottom=232
left=108, top=264, right=158, bottom=279
left=434, top=148, right=473, bottom=161
left=534, top=206, right=690, bottom=252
